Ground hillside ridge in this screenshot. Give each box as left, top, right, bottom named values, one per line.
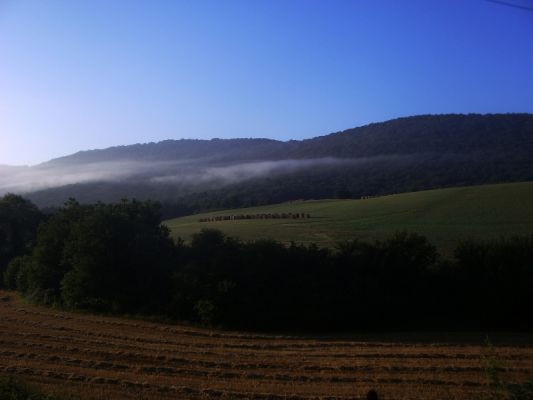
left=44, top=113, right=533, bottom=165
left=0, top=113, right=529, bottom=210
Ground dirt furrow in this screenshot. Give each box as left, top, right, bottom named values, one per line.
left=1, top=292, right=531, bottom=400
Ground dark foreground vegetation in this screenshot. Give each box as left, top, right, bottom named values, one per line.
left=1, top=194, right=532, bottom=331
left=0, top=376, right=61, bottom=400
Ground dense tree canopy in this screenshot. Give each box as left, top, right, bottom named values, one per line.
left=2, top=196, right=532, bottom=331
left=60, top=200, right=175, bottom=312
left=24, top=114, right=533, bottom=216
left=0, top=194, right=43, bottom=283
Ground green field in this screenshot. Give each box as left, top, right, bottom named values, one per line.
left=165, top=182, right=533, bottom=254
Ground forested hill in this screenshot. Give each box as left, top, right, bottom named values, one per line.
left=46, top=138, right=285, bottom=165
left=292, top=113, right=533, bottom=157
left=8, top=113, right=533, bottom=212
left=46, top=113, right=533, bottom=164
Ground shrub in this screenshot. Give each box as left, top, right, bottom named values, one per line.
left=0, top=377, right=61, bottom=400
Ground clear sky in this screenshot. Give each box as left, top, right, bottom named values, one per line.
left=1, top=0, right=532, bottom=165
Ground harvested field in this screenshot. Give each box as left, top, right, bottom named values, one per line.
left=0, top=291, right=532, bottom=400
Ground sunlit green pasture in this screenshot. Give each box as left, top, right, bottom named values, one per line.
left=165, top=182, right=533, bottom=254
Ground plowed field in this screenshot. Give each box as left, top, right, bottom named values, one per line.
left=1, top=291, right=532, bottom=400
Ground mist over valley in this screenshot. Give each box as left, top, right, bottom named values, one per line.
left=0, top=114, right=529, bottom=214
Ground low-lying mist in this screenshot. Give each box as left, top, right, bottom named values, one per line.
left=150, top=158, right=360, bottom=185
left=0, top=158, right=365, bottom=195
left=0, top=161, right=164, bottom=194
left=0, top=154, right=427, bottom=197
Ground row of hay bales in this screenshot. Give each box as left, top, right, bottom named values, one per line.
left=199, top=212, right=311, bottom=222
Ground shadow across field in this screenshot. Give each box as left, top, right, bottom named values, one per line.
left=1, top=291, right=532, bottom=400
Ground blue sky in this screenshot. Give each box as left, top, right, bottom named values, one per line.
left=1, top=0, right=532, bottom=165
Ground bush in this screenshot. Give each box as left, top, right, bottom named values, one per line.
left=59, top=200, right=175, bottom=312
left=3, top=256, right=24, bottom=289
left=454, top=236, right=533, bottom=328
left=0, top=194, right=43, bottom=286
left=0, top=377, right=61, bottom=400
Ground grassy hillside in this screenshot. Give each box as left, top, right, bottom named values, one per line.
left=165, top=181, right=533, bottom=254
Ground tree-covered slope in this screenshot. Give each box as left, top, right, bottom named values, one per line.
left=12, top=113, right=533, bottom=211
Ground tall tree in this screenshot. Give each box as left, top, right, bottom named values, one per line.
left=0, top=194, right=42, bottom=282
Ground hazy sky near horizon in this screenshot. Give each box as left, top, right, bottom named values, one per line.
left=1, top=0, right=532, bottom=165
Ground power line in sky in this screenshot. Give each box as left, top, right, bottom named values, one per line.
left=485, top=0, right=533, bottom=12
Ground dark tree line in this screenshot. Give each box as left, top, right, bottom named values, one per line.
left=1, top=194, right=532, bottom=331
left=0, top=194, right=43, bottom=277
